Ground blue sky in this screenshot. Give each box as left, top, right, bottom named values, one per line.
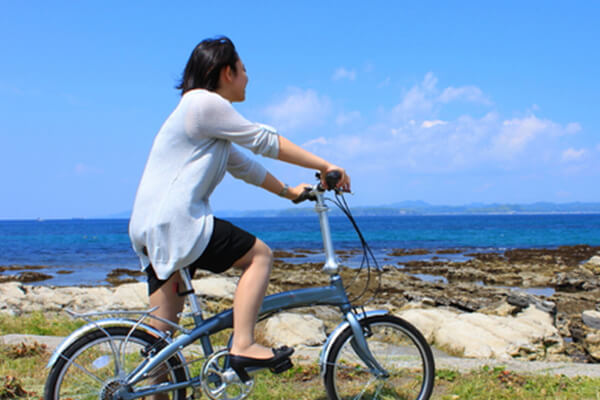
left=1, top=2, right=599, bottom=219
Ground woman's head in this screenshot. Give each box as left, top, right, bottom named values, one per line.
left=176, top=36, right=243, bottom=97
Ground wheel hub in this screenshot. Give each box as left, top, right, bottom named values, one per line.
left=100, top=378, right=125, bottom=400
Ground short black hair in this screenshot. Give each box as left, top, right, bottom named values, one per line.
left=176, top=36, right=239, bottom=95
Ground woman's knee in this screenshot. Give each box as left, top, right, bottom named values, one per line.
left=234, top=239, right=272, bottom=270
left=254, top=239, right=273, bottom=263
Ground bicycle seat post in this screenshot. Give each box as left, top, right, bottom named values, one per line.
left=178, top=268, right=204, bottom=323
left=178, top=268, right=216, bottom=356
left=315, top=191, right=339, bottom=275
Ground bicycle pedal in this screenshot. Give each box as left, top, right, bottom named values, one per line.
left=270, top=358, right=293, bottom=374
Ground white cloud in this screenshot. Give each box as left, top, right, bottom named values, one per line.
left=263, top=88, right=331, bottom=132
left=422, top=120, right=448, bottom=128
left=393, top=83, right=434, bottom=119
left=336, top=110, right=361, bottom=126
left=319, top=106, right=583, bottom=176
left=565, top=122, right=582, bottom=135
left=438, top=86, right=491, bottom=105
left=561, top=148, right=587, bottom=162
left=493, top=116, right=553, bottom=154
left=422, top=72, right=438, bottom=91
left=266, top=73, right=587, bottom=182
left=332, top=67, right=357, bottom=81
left=302, top=137, right=329, bottom=148
left=392, top=72, right=490, bottom=121
left=491, top=115, right=575, bottom=158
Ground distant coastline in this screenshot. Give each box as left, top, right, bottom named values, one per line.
left=215, top=201, right=600, bottom=218
left=3, top=201, right=600, bottom=221
left=75, top=201, right=600, bottom=219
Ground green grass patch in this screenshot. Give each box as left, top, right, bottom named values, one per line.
left=0, top=344, right=50, bottom=399
left=440, top=366, right=600, bottom=400
left=0, top=311, right=84, bottom=336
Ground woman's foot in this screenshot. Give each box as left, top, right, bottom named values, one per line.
left=229, top=342, right=278, bottom=359
left=229, top=344, right=294, bottom=382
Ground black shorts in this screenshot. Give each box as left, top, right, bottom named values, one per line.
left=146, top=217, right=256, bottom=295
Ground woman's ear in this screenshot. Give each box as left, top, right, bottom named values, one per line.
left=220, top=65, right=234, bottom=84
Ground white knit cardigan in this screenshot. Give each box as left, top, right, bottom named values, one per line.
left=129, top=89, right=279, bottom=279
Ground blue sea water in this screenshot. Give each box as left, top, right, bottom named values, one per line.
left=1, top=214, right=599, bottom=287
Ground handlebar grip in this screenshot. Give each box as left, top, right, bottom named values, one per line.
left=292, top=187, right=314, bottom=204
left=324, top=170, right=342, bottom=190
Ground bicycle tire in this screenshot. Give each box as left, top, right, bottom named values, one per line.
left=323, top=314, right=435, bottom=400
left=44, top=326, right=188, bottom=400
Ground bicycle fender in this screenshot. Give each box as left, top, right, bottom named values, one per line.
left=45, top=317, right=189, bottom=381
left=319, top=309, right=389, bottom=376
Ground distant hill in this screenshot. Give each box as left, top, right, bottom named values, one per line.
left=215, top=201, right=600, bottom=218
left=108, top=201, right=600, bottom=219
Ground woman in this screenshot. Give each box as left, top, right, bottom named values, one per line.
left=129, top=36, right=350, bottom=382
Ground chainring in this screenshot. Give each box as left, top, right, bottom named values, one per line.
left=200, top=349, right=253, bottom=400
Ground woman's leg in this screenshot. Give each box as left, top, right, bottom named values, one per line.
left=229, top=239, right=275, bottom=359
left=147, top=272, right=186, bottom=400
left=148, top=272, right=186, bottom=332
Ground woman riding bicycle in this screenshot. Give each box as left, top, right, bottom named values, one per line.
left=128, top=36, right=350, bottom=385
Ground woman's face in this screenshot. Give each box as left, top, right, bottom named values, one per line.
left=229, top=58, right=248, bottom=102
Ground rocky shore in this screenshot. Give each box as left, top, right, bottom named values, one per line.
left=1, top=245, right=599, bottom=364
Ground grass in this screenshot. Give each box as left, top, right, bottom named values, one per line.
left=436, top=366, right=600, bottom=400
left=0, top=311, right=85, bottom=336
left=1, top=312, right=600, bottom=399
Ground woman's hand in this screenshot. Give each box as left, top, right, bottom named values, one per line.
left=287, top=183, right=312, bottom=201
left=321, top=164, right=351, bottom=192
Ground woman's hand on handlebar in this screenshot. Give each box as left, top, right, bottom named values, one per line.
left=288, top=183, right=312, bottom=201
left=321, top=164, right=351, bottom=192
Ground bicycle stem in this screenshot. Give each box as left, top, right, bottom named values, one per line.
left=315, top=191, right=339, bottom=275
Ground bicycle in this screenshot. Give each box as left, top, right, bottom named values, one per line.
left=44, top=172, right=435, bottom=400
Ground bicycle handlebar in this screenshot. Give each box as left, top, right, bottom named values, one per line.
left=292, top=170, right=343, bottom=204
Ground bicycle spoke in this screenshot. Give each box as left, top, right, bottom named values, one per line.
left=353, top=375, right=378, bottom=400
left=59, top=353, right=105, bottom=385
left=324, top=316, right=434, bottom=400
left=371, top=379, right=385, bottom=399
left=46, top=327, right=188, bottom=400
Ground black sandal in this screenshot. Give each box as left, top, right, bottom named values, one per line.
left=229, top=346, right=294, bottom=382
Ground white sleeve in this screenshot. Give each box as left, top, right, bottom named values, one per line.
left=226, top=145, right=268, bottom=186
left=192, top=93, right=280, bottom=159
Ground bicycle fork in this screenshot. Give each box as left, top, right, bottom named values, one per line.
left=345, top=312, right=389, bottom=378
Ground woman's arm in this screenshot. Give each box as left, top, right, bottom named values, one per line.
left=277, top=136, right=328, bottom=171
left=277, top=136, right=351, bottom=192
left=260, top=172, right=308, bottom=201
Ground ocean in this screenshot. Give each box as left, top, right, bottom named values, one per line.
left=1, top=214, right=600, bottom=287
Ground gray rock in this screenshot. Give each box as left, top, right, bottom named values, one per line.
left=582, top=310, right=600, bottom=330
left=0, top=333, right=64, bottom=352
left=587, top=255, right=600, bottom=266
left=192, top=276, right=237, bottom=301
left=507, top=291, right=556, bottom=314
left=261, top=312, right=327, bottom=348
left=399, top=306, right=563, bottom=360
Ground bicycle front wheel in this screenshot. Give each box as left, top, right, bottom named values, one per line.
left=44, top=326, right=188, bottom=400
left=323, top=314, right=435, bottom=400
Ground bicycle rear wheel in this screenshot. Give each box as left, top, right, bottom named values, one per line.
left=44, top=326, right=188, bottom=400
left=323, top=314, right=435, bottom=400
